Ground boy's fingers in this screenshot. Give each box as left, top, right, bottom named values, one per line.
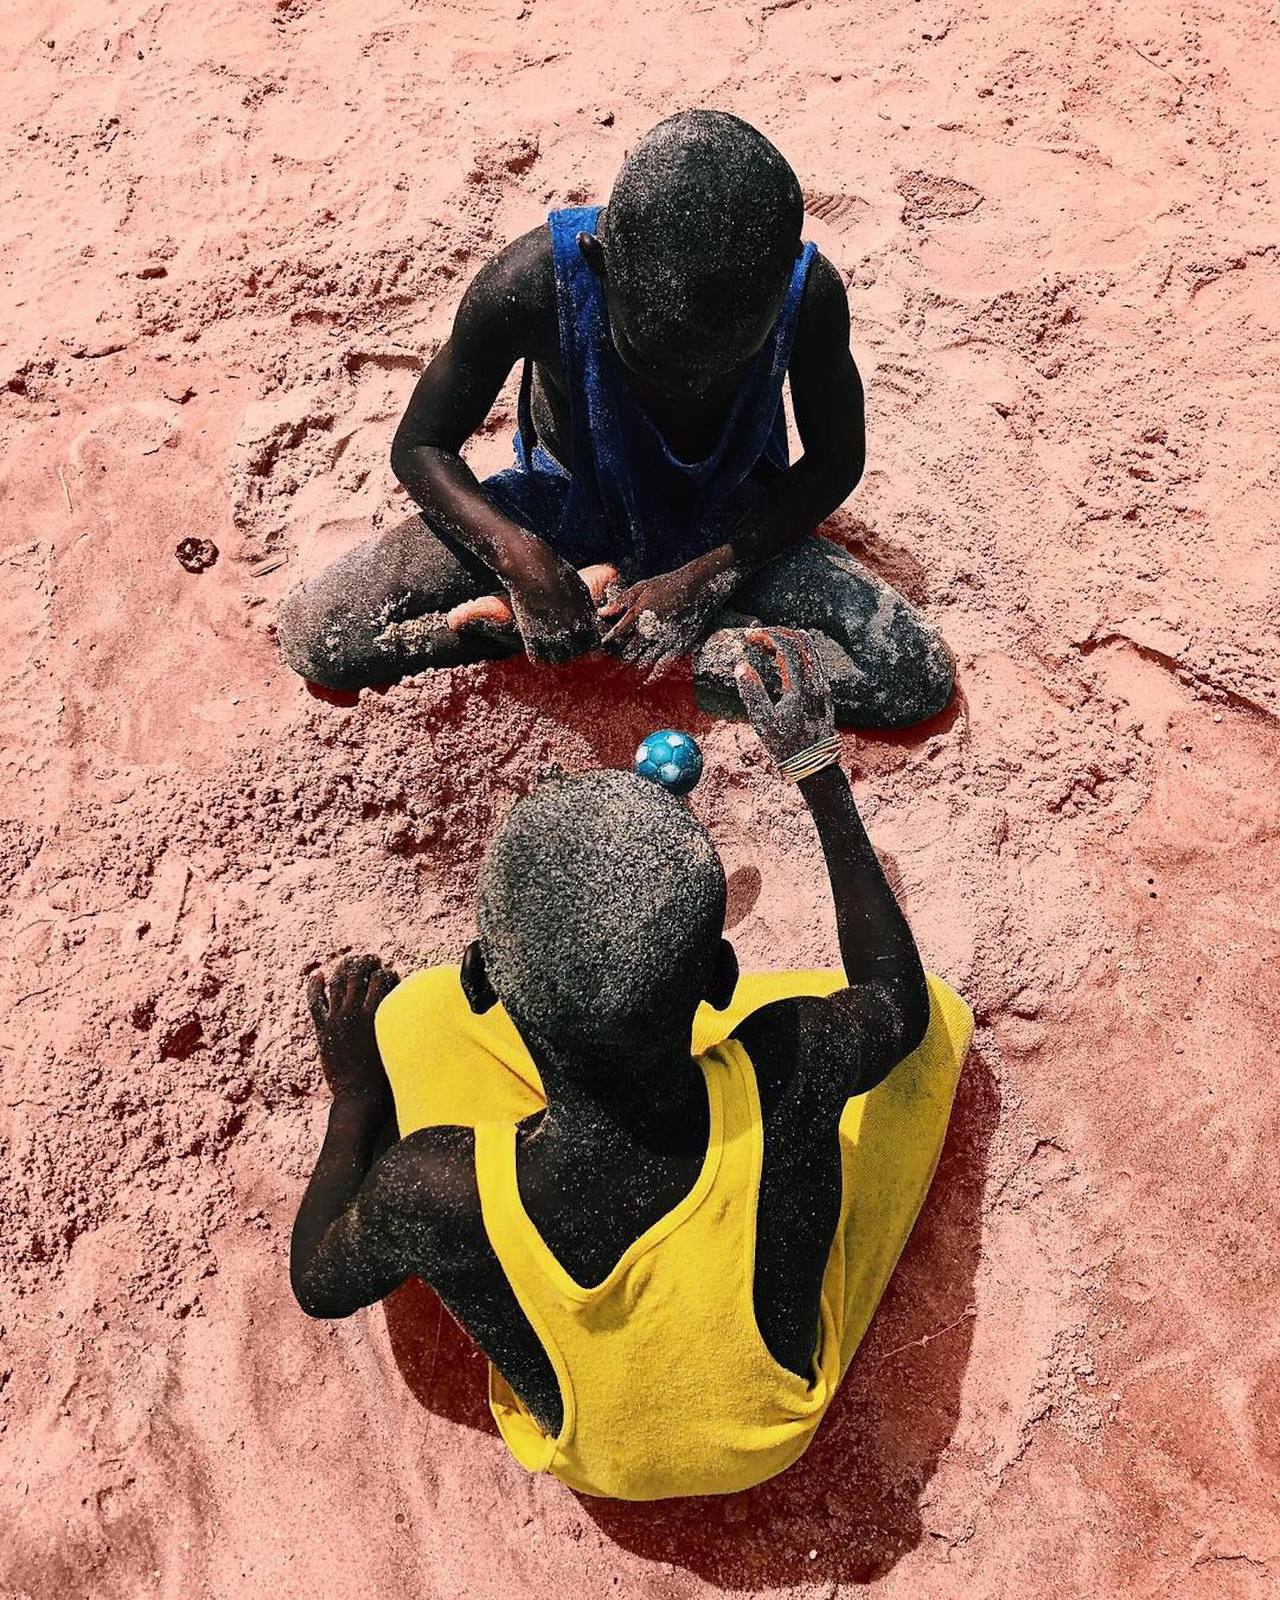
left=771, top=630, right=809, bottom=695
left=598, top=579, right=638, bottom=621
left=743, top=627, right=785, bottom=679
left=647, top=650, right=682, bottom=680
left=600, top=606, right=640, bottom=647
left=306, top=972, right=328, bottom=1026
left=799, top=635, right=830, bottom=706
left=744, top=636, right=776, bottom=681
left=337, top=956, right=370, bottom=1013
left=363, top=968, right=399, bottom=1017
left=627, top=632, right=659, bottom=667
left=792, top=629, right=822, bottom=686
left=734, top=659, right=775, bottom=722
left=349, top=956, right=380, bottom=1013
left=637, top=644, right=666, bottom=673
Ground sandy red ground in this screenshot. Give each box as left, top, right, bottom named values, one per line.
left=3, top=2, right=1278, bottom=1596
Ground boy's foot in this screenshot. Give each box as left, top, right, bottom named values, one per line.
left=447, top=564, right=619, bottom=646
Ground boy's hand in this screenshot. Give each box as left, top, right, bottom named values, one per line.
left=598, top=558, right=726, bottom=670
left=733, top=627, right=835, bottom=764
left=501, top=545, right=603, bottom=664
left=449, top=563, right=618, bottom=658
left=306, top=955, right=400, bottom=1107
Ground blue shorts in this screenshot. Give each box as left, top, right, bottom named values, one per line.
left=482, top=439, right=766, bottom=574
left=481, top=445, right=595, bottom=562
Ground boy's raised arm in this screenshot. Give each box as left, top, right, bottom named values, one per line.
left=732, top=629, right=930, bottom=1103
left=390, top=233, right=600, bottom=665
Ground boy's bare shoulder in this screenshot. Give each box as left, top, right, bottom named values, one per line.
left=797, top=249, right=851, bottom=333
left=465, top=223, right=559, bottom=353
left=372, top=1124, right=478, bottom=1212
left=788, top=250, right=858, bottom=396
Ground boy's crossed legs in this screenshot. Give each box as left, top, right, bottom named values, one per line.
left=277, top=509, right=953, bottom=730
left=696, top=535, right=953, bottom=730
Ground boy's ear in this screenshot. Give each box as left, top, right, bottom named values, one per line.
left=461, top=940, right=498, bottom=1014
left=706, top=939, right=739, bottom=1012
left=577, top=230, right=606, bottom=279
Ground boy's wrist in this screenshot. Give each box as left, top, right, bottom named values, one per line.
left=779, top=735, right=841, bottom=783
left=680, top=546, right=742, bottom=612
left=490, top=536, right=533, bottom=587
left=796, top=760, right=848, bottom=801
left=493, top=528, right=562, bottom=588
left=688, top=544, right=735, bottom=583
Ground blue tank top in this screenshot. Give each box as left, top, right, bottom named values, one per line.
left=515, top=205, right=816, bottom=575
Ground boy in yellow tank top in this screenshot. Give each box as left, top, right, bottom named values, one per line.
left=289, top=629, right=971, bottom=1499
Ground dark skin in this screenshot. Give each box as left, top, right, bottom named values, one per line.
left=389, top=217, right=866, bottom=671
left=291, top=629, right=929, bottom=1437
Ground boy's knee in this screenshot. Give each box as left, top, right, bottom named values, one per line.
left=276, top=585, right=366, bottom=690
left=877, top=619, right=955, bottom=728
left=915, top=631, right=956, bottom=721
left=819, top=601, right=955, bottom=730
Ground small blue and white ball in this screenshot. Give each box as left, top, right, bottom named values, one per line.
left=634, top=729, right=703, bottom=797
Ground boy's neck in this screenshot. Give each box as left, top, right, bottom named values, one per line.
left=527, top=1028, right=708, bottom=1153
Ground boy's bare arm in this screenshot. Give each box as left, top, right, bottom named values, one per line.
left=731, top=630, right=930, bottom=1109
left=289, top=956, right=406, bottom=1314
left=289, top=956, right=474, bottom=1318
left=600, top=254, right=865, bottom=669
left=291, top=1121, right=468, bottom=1320
left=390, top=229, right=600, bottom=665
left=725, top=251, right=866, bottom=564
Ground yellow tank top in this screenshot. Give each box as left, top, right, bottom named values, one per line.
left=378, top=966, right=972, bottom=1502
left=475, top=1038, right=839, bottom=1501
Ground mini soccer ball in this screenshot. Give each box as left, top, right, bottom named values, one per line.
left=634, top=729, right=704, bottom=797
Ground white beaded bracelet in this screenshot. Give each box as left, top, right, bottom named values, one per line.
left=777, top=733, right=841, bottom=783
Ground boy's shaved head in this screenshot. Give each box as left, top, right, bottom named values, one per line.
left=478, top=771, right=727, bottom=1056
left=600, top=110, right=804, bottom=372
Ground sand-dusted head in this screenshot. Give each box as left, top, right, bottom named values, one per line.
left=465, top=770, right=736, bottom=1060
left=581, top=109, right=804, bottom=392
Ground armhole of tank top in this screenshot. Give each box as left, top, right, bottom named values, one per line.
left=794, top=239, right=818, bottom=301
left=547, top=208, right=597, bottom=458
left=473, top=1120, right=578, bottom=1455
left=713, top=1040, right=774, bottom=1345
left=721, top=1037, right=830, bottom=1394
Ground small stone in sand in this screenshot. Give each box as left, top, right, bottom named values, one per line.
left=176, top=537, right=219, bottom=573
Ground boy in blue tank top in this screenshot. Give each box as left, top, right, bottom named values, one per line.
left=278, top=111, right=953, bottom=729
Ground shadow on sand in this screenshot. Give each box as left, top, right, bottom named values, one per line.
left=385, top=1045, right=998, bottom=1588
left=482, top=648, right=961, bottom=766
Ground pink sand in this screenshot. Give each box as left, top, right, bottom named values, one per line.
left=2, top=1, right=1278, bottom=1595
